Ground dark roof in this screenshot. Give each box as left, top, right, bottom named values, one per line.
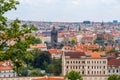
left=106, top=53, right=118, bottom=58
left=64, top=52, right=85, bottom=58
left=42, top=31, right=51, bottom=34
left=108, top=58, right=120, bottom=67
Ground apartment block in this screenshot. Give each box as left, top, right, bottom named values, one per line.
left=62, top=52, right=108, bottom=80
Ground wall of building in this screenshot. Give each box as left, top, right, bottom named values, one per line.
left=108, top=66, right=120, bottom=75
left=62, top=57, right=107, bottom=76
left=83, top=76, right=108, bottom=80
left=0, top=70, right=16, bottom=78
left=0, top=77, right=64, bottom=80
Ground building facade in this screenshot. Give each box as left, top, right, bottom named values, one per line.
left=62, top=52, right=108, bottom=80
left=0, top=61, right=16, bottom=78
left=108, top=58, right=120, bottom=75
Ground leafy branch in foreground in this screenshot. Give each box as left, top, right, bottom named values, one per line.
left=0, top=0, right=41, bottom=75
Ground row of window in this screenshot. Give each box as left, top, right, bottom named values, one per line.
left=87, top=71, right=106, bottom=75
left=0, top=70, right=13, bottom=73
left=87, top=61, right=106, bottom=64
left=66, top=71, right=106, bottom=75
left=66, top=71, right=84, bottom=75
left=66, top=60, right=106, bottom=64
left=66, top=61, right=85, bottom=64
left=0, top=74, right=15, bottom=78
left=109, top=69, right=119, bottom=73
left=66, top=65, right=106, bottom=69
left=66, top=66, right=84, bottom=69
left=89, top=66, right=106, bottom=69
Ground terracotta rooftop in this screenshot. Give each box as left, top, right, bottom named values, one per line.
left=105, top=46, right=114, bottom=51
left=108, top=58, right=120, bottom=67
left=64, top=52, right=85, bottom=58
left=30, top=43, right=46, bottom=49
left=63, top=44, right=99, bottom=52
left=0, top=62, right=4, bottom=65
left=85, top=52, right=105, bottom=58
left=0, top=66, right=13, bottom=70
left=48, top=49, right=62, bottom=54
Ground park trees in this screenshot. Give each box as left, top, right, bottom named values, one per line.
left=108, top=74, right=120, bottom=80
left=65, top=70, right=83, bottom=80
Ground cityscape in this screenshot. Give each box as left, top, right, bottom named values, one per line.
left=1, top=0, right=120, bottom=80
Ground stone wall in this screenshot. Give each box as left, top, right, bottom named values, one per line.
left=83, top=76, right=108, bottom=80
left=0, top=77, right=40, bottom=80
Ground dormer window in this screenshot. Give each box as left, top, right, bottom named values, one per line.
left=86, top=54, right=91, bottom=58
left=101, top=54, right=106, bottom=58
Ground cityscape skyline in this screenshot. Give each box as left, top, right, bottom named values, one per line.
left=4, top=0, right=120, bottom=22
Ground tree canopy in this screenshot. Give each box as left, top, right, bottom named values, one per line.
left=108, top=74, right=120, bottom=80
left=0, top=0, right=41, bottom=75
left=106, top=49, right=119, bottom=54
left=65, top=70, right=83, bottom=80
left=32, top=50, right=51, bottom=70
left=0, top=0, right=19, bottom=26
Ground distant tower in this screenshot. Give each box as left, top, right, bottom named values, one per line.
left=78, top=25, right=81, bottom=32
left=67, top=26, right=70, bottom=31
left=77, top=25, right=81, bottom=32
left=101, top=21, right=104, bottom=26
left=51, top=26, right=58, bottom=48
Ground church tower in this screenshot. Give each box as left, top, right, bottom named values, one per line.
left=51, top=26, right=58, bottom=48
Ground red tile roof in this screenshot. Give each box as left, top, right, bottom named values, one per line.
left=0, top=62, right=4, bottom=65
left=108, top=58, right=120, bottom=67
left=48, top=49, right=62, bottom=54
left=106, top=53, right=117, bottom=58
left=85, top=52, right=105, bottom=58
left=105, top=46, right=114, bottom=51
left=63, top=44, right=99, bottom=52
left=0, top=66, right=13, bottom=70
left=64, top=52, right=85, bottom=58
left=30, top=44, right=46, bottom=49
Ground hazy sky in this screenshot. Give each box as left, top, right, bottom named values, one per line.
left=4, top=0, right=120, bottom=22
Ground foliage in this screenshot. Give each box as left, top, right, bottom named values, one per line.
left=96, top=36, right=102, bottom=40
left=94, top=36, right=104, bottom=44
left=108, top=74, right=120, bottom=80
left=53, top=59, right=62, bottom=76
left=20, top=67, right=29, bottom=76
left=89, top=49, right=99, bottom=52
left=28, top=68, right=44, bottom=77
left=46, top=64, right=54, bottom=74
left=31, top=50, right=51, bottom=70
left=71, top=39, right=76, bottom=45
left=0, top=0, right=19, bottom=26
left=72, top=37, right=77, bottom=43
left=42, top=58, right=62, bottom=76
left=106, top=49, right=119, bottom=54
left=20, top=66, right=46, bottom=77
left=34, top=51, right=51, bottom=70
left=0, top=0, right=42, bottom=75
left=24, top=49, right=62, bottom=76
left=32, top=37, right=42, bottom=44
left=65, top=70, right=83, bottom=80
left=0, top=19, right=40, bottom=74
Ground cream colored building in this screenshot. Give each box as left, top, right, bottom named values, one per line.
left=108, top=58, right=120, bottom=75
left=62, top=52, right=108, bottom=80
left=0, top=61, right=16, bottom=78
left=29, top=43, right=47, bottom=51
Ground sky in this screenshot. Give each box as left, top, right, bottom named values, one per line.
left=4, top=0, right=120, bottom=22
